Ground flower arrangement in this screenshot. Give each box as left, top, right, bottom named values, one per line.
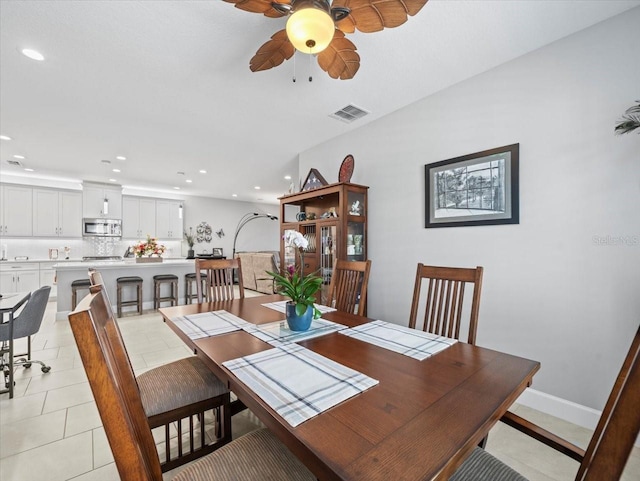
left=268, top=230, right=322, bottom=319
left=133, top=235, right=166, bottom=257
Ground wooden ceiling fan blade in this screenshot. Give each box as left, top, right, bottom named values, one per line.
left=224, top=0, right=290, bottom=17
left=249, top=30, right=295, bottom=72
left=317, top=31, right=360, bottom=80
left=331, top=0, right=428, bottom=33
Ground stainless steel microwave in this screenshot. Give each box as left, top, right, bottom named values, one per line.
left=82, top=218, right=122, bottom=237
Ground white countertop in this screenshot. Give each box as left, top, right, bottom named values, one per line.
left=54, top=258, right=194, bottom=270
left=0, top=258, right=83, bottom=264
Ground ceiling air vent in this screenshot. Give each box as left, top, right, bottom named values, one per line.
left=330, top=104, right=369, bottom=123
left=6, top=159, right=22, bottom=167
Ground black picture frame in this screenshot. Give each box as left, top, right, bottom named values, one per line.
left=212, top=247, right=224, bottom=257
left=425, top=143, right=519, bottom=228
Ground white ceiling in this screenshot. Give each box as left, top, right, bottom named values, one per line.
left=1, top=0, right=638, bottom=204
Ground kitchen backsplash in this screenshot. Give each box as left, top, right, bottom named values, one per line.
left=1, top=238, right=183, bottom=260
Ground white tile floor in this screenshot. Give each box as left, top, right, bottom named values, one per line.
left=1, top=299, right=638, bottom=481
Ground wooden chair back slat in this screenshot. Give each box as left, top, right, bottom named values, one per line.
left=578, top=326, right=640, bottom=481
left=410, top=264, right=483, bottom=344
left=326, top=260, right=371, bottom=316
left=69, top=285, right=162, bottom=481
left=196, top=258, right=244, bottom=303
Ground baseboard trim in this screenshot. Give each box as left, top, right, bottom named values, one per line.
left=516, top=388, right=640, bottom=447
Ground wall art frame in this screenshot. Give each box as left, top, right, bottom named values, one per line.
left=425, top=143, right=519, bottom=228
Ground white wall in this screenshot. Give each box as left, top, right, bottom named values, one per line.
left=299, top=8, right=640, bottom=411
left=183, top=196, right=280, bottom=257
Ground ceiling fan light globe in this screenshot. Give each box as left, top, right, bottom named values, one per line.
left=286, top=7, right=334, bottom=54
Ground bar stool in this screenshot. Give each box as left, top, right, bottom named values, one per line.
left=71, top=279, right=92, bottom=310
left=153, top=274, right=178, bottom=309
left=116, top=276, right=143, bottom=317
left=184, top=272, right=201, bottom=304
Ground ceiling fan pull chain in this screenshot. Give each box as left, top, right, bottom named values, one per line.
left=309, top=50, right=313, bottom=82
left=292, top=51, right=297, bottom=82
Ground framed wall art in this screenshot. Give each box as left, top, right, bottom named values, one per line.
left=425, top=143, right=519, bottom=228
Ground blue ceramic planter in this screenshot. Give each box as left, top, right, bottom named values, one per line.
left=285, top=302, right=313, bottom=331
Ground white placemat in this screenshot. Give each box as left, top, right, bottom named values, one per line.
left=171, top=310, right=251, bottom=340
left=223, top=344, right=378, bottom=427
left=340, top=320, right=457, bottom=360
left=261, top=300, right=337, bottom=314
left=242, top=318, right=347, bottom=347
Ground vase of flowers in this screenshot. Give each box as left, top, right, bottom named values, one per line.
left=184, top=227, right=196, bottom=259
left=268, top=230, right=322, bottom=331
left=133, top=235, right=166, bottom=263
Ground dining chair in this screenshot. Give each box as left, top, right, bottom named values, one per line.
left=87, top=268, right=232, bottom=472
left=69, top=284, right=315, bottom=481
left=409, top=264, right=484, bottom=345
left=0, top=286, right=52, bottom=398
left=326, top=259, right=372, bottom=316
left=196, top=258, right=244, bottom=303
left=451, top=325, right=640, bottom=481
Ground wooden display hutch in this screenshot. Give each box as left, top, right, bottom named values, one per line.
left=278, top=182, right=368, bottom=306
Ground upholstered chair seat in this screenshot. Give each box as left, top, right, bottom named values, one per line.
left=450, top=447, right=528, bottom=481
left=173, top=428, right=315, bottom=481
left=137, top=356, right=227, bottom=418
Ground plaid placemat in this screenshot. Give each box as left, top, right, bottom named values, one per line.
left=261, top=300, right=337, bottom=314
left=242, top=318, right=347, bottom=347
left=223, top=344, right=378, bottom=427
left=171, top=310, right=251, bottom=340
left=340, top=320, right=457, bottom=360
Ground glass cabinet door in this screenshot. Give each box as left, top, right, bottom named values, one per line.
left=319, top=224, right=337, bottom=304
left=346, top=221, right=365, bottom=261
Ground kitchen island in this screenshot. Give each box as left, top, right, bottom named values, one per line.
left=54, top=259, right=195, bottom=320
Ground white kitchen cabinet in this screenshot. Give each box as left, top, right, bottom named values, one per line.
left=82, top=183, right=122, bottom=219
left=0, top=263, right=39, bottom=293
left=39, top=261, right=58, bottom=298
left=122, top=196, right=156, bottom=239
left=33, top=188, right=82, bottom=237
left=1, top=184, right=33, bottom=236
left=155, top=200, right=183, bottom=239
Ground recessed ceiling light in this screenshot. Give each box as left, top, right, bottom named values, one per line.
left=174, top=187, right=180, bottom=190
left=0, top=135, right=12, bottom=141
left=112, top=168, right=121, bottom=173
left=21, top=48, right=45, bottom=61
left=116, top=156, right=126, bottom=161
left=232, top=194, right=238, bottom=198
left=199, top=170, right=207, bottom=174
left=254, top=186, right=261, bottom=190
left=109, top=178, right=117, bottom=182
left=284, top=175, right=292, bottom=180
left=24, top=168, right=35, bottom=172
left=13, top=155, right=25, bottom=159
left=186, top=179, right=192, bottom=183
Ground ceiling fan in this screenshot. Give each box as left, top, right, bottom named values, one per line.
left=224, top=0, right=428, bottom=80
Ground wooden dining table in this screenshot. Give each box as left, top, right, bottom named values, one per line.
left=159, top=294, right=540, bottom=481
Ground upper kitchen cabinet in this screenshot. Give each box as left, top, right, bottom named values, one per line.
left=155, top=200, right=183, bottom=239
left=1, top=184, right=33, bottom=236
left=33, top=188, right=83, bottom=237
left=122, top=196, right=156, bottom=239
left=82, top=182, right=122, bottom=219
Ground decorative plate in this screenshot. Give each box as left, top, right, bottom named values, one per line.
left=339, top=154, right=354, bottom=183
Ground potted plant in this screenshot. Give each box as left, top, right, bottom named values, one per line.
left=184, top=227, right=196, bottom=259
left=268, top=230, right=322, bottom=331
left=615, top=100, right=640, bottom=135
